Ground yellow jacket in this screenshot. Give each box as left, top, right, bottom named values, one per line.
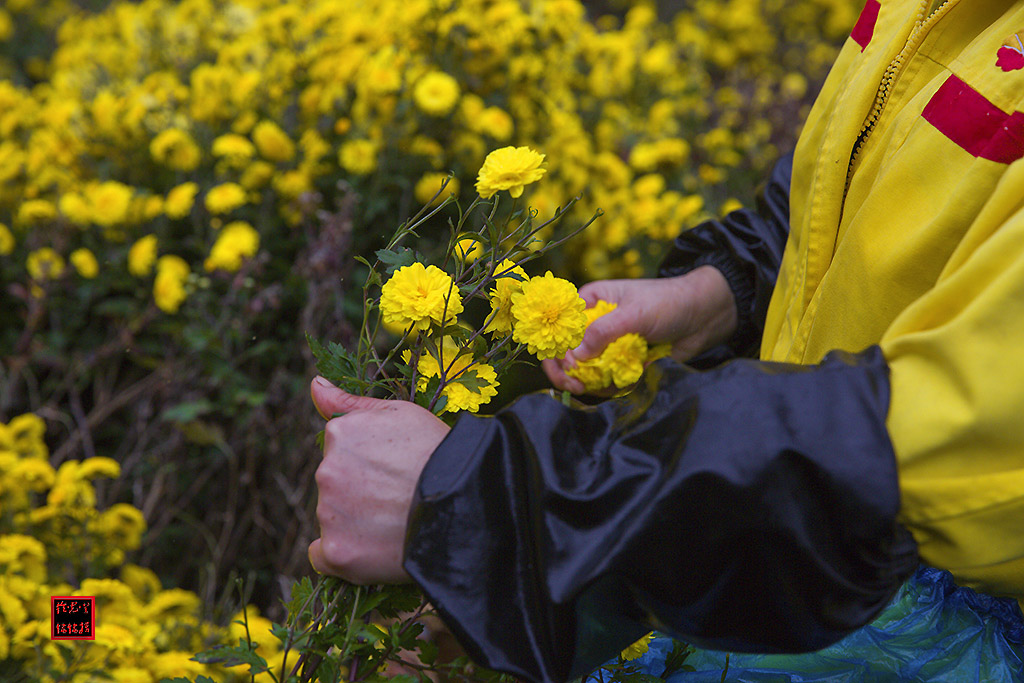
left=764, top=0, right=1024, bottom=601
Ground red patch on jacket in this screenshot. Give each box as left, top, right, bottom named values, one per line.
left=997, top=46, right=1024, bottom=71
left=996, top=35, right=1024, bottom=71
left=851, top=0, right=881, bottom=51
left=922, top=74, right=1024, bottom=164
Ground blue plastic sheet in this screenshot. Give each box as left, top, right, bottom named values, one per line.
left=628, top=567, right=1024, bottom=682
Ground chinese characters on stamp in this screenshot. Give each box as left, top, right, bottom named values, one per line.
left=51, top=596, right=95, bottom=640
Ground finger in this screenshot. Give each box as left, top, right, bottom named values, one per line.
left=308, top=538, right=329, bottom=575
left=541, top=358, right=575, bottom=393
left=541, top=358, right=586, bottom=394
left=573, top=313, right=628, bottom=362
left=577, top=281, right=608, bottom=308
left=310, top=377, right=390, bottom=419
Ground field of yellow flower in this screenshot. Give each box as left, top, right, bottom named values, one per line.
left=0, top=0, right=861, bottom=679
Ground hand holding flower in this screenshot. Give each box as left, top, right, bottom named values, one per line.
left=307, top=377, right=449, bottom=584
left=543, top=266, right=737, bottom=393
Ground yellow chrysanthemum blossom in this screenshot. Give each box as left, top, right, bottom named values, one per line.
left=58, top=193, right=92, bottom=225
left=94, top=623, right=143, bottom=657
left=0, top=535, right=47, bottom=573
left=0, top=9, right=12, bottom=42
left=110, top=667, right=151, bottom=683
left=406, top=337, right=499, bottom=414
left=475, top=146, right=546, bottom=199
left=69, top=248, right=99, bottom=278
left=9, top=459, right=55, bottom=492
left=153, top=255, right=190, bottom=314
left=204, top=182, right=247, bottom=214
left=252, top=120, right=296, bottom=162
left=77, top=456, right=121, bottom=480
left=478, top=106, right=514, bottom=141
left=339, top=139, right=379, bottom=175
left=16, top=199, right=57, bottom=225
left=0, top=223, right=14, bottom=255
left=567, top=301, right=665, bottom=392
left=128, top=234, right=158, bottom=277
left=620, top=632, right=653, bottom=661
left=211, top=133, right=256, bottom=164
left=86, top=181, right=133, bottom=226
left=510, top=271, right=586, bottom=359
left=273, top=169, right=312, bottom=199
left=142, top=588, right=201, bottom=622
left=146, top=651, right=208, bottom=679
left=454, top=238, right=483, bottom=263
left=229, top=606, right=280, bottom=656
left=120, top=564, right=161, bottom=602
left=483, top=259, right=527, bottom=337
left=149, top=128, right=201, bottom=171
left=413, top=71, right=460, bottom=117
left=26, top=247, right=65, bottom=281
left=144, top=194, right=165, bottom=221
left=8, top=413, right=45, bottom=453
left=99, top=503, right=147, bottom=551
left=165, top=182, right=199, bottom=220
left=380, top=262, right=463, bottom=332
left=601, top=333, right=649, bottom=387
left=204, top=221, right=260, bottom=272
left=77, top=579, right=135, bottom=610
left=414, top=172, right=459, bottom=206
left=0, top=585, right=27, bottom=631
left=408, top=135, right=445, bottom=168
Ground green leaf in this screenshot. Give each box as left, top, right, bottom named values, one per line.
left=160, top=400, right=214, bottom=423
left=431, top=395, right=448, bottom=415
left=416, top=638, right=438, bottom=666
left=284, top=577, right=315, bottom=617
left=659, top=640, right=694, bottom=678
left=451, top=367, right=484, bottom=394
left=374, top=584, right=423, bottom=616
left=314, top=655, right=343, bottom=683
left=375, top=247, right=416, bottom=274
left=159, top=677, right=218, bottom=683
left=353, top=588, right=393, bottom=619
left=306, top=333, right=362, bottom=392
left=95, top=297, right=139, bottom=317
left=192, top=639, right=269, bottom=674
left=394, top=621, right=425, bottom=653
left=269, top=622, right=290, bottom=642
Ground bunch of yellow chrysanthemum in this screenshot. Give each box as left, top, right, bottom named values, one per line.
left=360, top=147, right=595, bottom=416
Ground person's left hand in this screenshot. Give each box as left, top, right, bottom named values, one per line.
left=308, top=376, right=450, bottom=584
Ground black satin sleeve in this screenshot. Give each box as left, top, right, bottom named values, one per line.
left=403, top=346, right=919, bottom=683
left=658, top=153, right=793, bottom=360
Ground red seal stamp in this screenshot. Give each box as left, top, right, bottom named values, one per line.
left=51, top=596, right=95, bottom=640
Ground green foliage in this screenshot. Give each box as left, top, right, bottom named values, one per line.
left=192, top=639, right=270, bottom=675
left=306, top=334, right=363, bottom=395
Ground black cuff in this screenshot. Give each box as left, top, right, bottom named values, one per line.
left=657, top=153, right=792, bottom=361
left=404, top=346, right=918, bottom=683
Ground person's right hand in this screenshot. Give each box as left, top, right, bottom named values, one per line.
left=543, top=266, right=738, bottom=394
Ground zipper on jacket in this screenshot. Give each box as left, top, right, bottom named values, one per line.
left=844, top=0, right=953, bottom=198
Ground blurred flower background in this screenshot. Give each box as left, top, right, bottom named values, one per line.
left=0, top=0, right=860, bottom=679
